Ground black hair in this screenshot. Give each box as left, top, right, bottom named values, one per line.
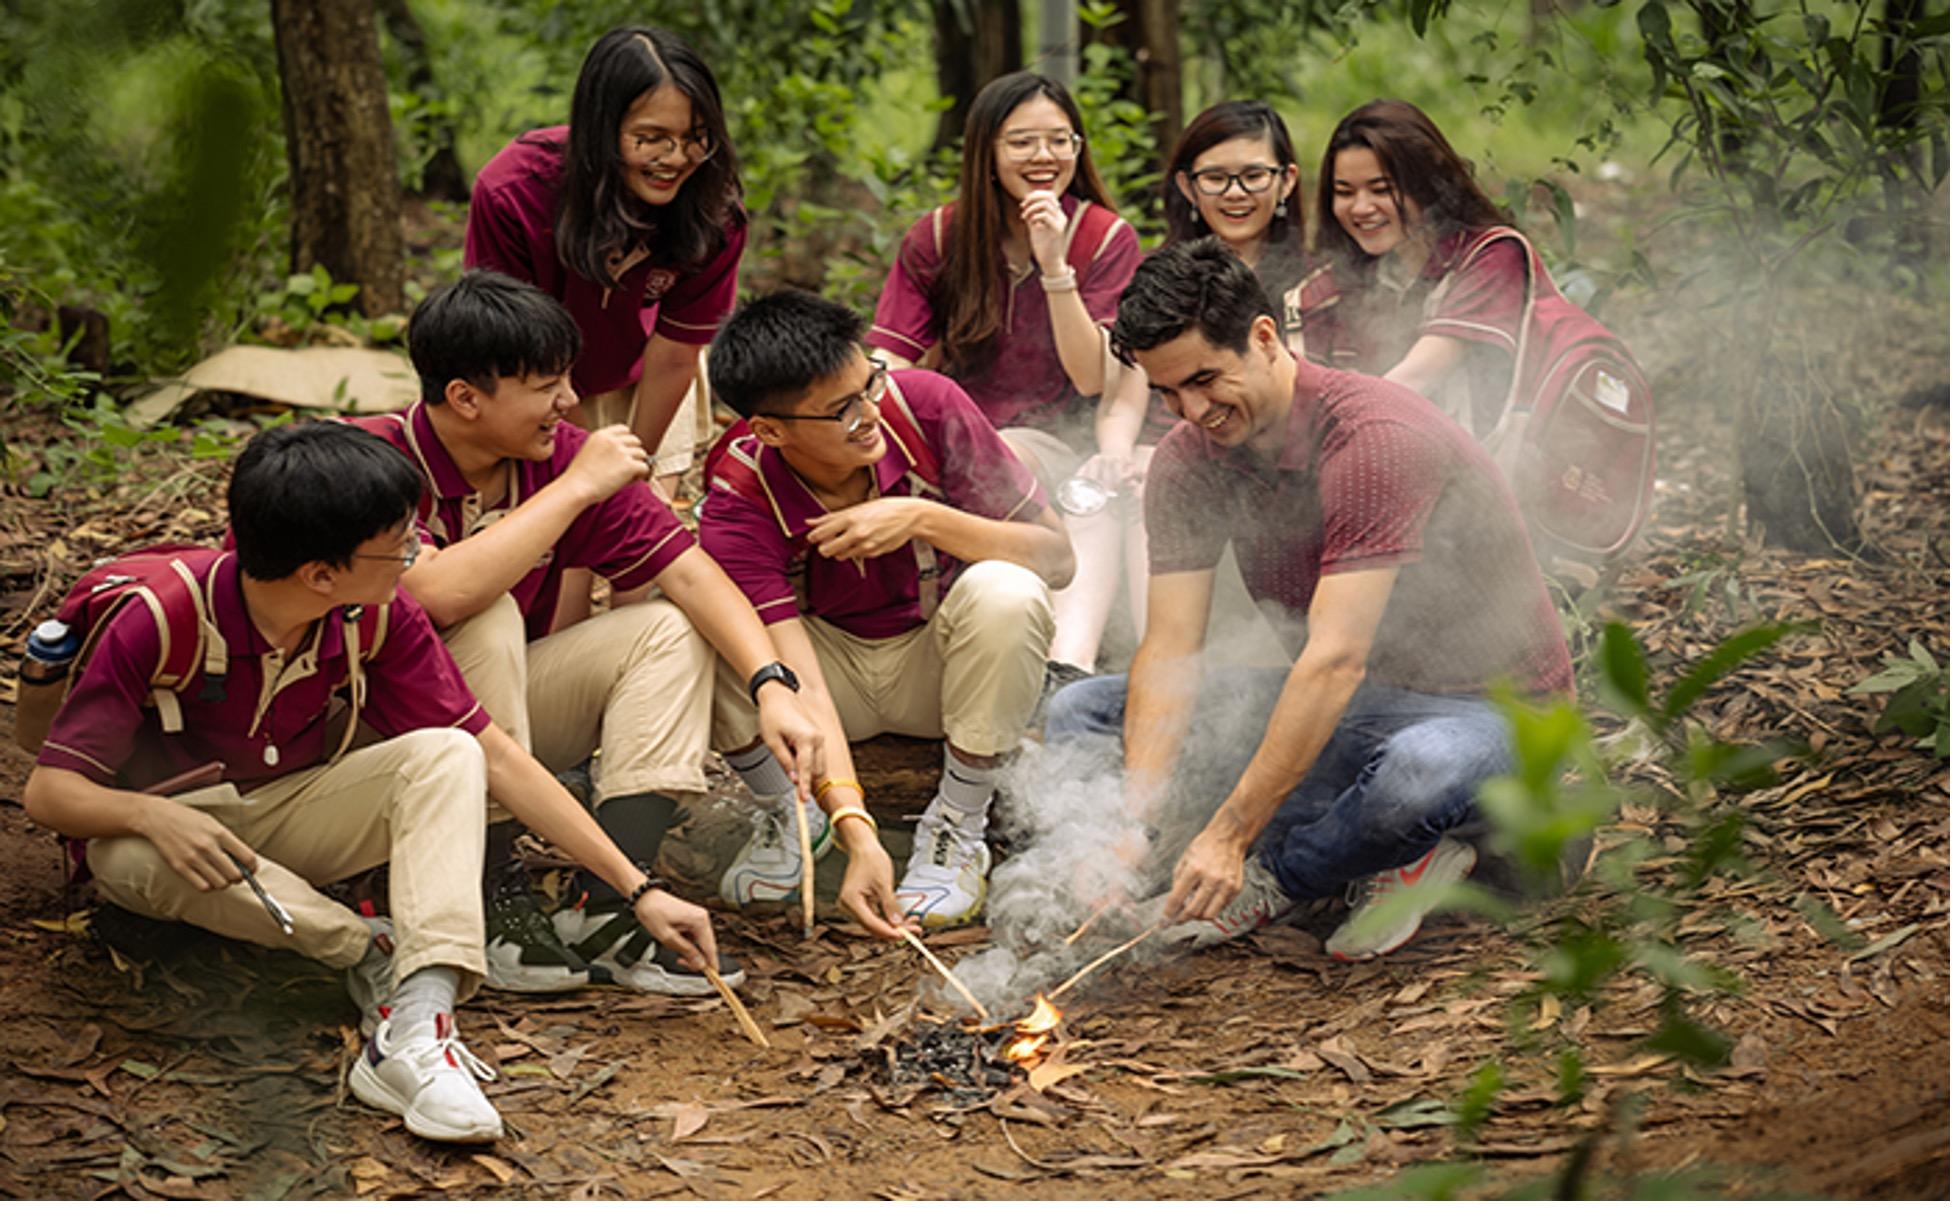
left=708, top=289, right=867, bottom=417
left=1110, top=237, right=1275, bottom=363
left=407, top=270, right=581, bottom=403
left=230, top=423, right=423, bottom=581
left=555, top=27, right=741, bottom=288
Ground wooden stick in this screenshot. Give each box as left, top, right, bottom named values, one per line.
left=1050, top=922, right=1164, bottom=999
left=794, top=796, right=816, bottom=938
left=898, top=929, right=989, bottom=1021
left=1062, top=903, right=1110, bottom=947
left=703, top=967, right=771, bottom=1049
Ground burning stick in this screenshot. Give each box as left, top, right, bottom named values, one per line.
left=898, top=929, right=990, bottom=1021
left=703, top=967, right=771, bottom=1049
left=794, top=795, right=816, bottom=938
left=1049, top=921, right=1164, bottom=1000
left=1062, top=904, right=1110, bottom=947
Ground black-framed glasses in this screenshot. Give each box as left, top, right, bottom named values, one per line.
left=759, top=361, right=888, bottom=439
left=1188, top=164, right=1283, bottom=196
left=624, top=129, right=717, bottom=165
left=997, top=130, right=1084, bottom=161
left=351, top=529, right=421, bottom=571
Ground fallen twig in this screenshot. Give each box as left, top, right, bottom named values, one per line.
left=899, top=929, right=989, bottom=1020
left=1050, top=922, right=1164, bottom=999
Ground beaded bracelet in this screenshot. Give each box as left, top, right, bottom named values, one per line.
left=625, top=866, right=669, bottom=908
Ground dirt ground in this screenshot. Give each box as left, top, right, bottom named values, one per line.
left=0, top=283, right=1949, bottom=1197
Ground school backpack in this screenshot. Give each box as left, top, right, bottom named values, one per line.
left=12, top=545, right=389, bottom=770
left=702, top=376, right=950, bottom=618
left=1283, top=229, right=1656, bottom=570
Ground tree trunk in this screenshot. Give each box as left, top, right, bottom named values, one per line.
left=270, top=0, right=404, bottom=317
left=931, top=0, right=1025, bottom=152
left=1737, top=339, right=1866, bottom=557
left=375, top=0, right=469, bottom=203
left=1086, top=0, right=1182, bottom=169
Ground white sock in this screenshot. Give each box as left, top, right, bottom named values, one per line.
left=933, top=746, right=995, bottom=831
left=726, top=744, right=795, bottom=800
left=388, top=965, right=460, bottom=1035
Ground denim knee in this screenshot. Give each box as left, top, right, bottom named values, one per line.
left=1358, top=715, right=1512, bottom=837
left=1044, top=674, right=1128, bottom=742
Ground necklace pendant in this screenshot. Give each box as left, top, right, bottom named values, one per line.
left=263, top=743, right=279, bottom=767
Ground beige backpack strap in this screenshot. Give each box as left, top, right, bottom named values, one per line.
left=329, top=607, right=370, bottom=765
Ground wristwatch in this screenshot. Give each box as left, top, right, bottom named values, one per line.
left=747, top=660, right=800, bottom=704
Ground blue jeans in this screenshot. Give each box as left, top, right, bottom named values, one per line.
left=1044, top=669, right=1512, bottom=902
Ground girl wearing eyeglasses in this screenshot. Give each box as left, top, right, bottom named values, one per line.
left=870, top=71, right=1152, bottom=685
left=465, top=27, right=743, bottom=496
left=1291, top=99, right=1526, bottom=439
left=1162, top=101, right=1307, bottom=304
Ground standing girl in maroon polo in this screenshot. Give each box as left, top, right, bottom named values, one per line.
left=869, top=72, right=1148, bottom=681
left=1162, top=101, right=1307, bottom=308
left=1291, top=99, right=1526, bottom=440
left=465, top=27, right=743, bottom=495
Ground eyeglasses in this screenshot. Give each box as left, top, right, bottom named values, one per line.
left=623, top=129, right=717, bottom=165
left=759, top=362, right=888, bottom=439
left=1188, top=164, right=1283, bottom=196
left=352, top=529, right=421, bottom=571
left=997, top=131, right=1084, bottom=161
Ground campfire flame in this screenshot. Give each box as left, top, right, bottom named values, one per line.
left=1001, top=992, right=1063, bottom=1068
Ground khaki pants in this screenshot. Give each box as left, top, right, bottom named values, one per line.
left=711, top=560, right=1054, bottom=758
left=442, top=594, right=714, bottom=807
left=88, top=729, right=489, bottom=997
left=586, top=372, right=715, bottom=478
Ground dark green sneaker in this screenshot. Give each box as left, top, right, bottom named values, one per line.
left=483, top=862, right=590, bottom=993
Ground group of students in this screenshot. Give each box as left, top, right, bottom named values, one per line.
left=17, top=26, right=1588, bottom=1146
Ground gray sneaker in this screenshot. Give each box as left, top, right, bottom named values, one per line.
left=1151, top=857, right=1296, bottom=949
left=1325, top=837, right=1477, bottom=961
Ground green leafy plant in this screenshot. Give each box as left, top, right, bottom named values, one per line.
left=1848, top=640, right=1949, bottom=757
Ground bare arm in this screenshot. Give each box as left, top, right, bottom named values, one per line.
left=24, top=766, right=257, bottom=891
left=477, top=722, right=719, bottom=970
left=1383, top=335, right=1468, bottom=403
left=1164, top=566, right=1399, bottom=922
left=762, top=618, right=907, bottom=939
left=629, top=335, right=705, bottom=452
left=401, top=425, right=650, bottom=628
left=1121, top=568, right=1217, bottom=819
left=652, top=545, right=827, bottom=798
left=805, top=498, right=1075, bottom=590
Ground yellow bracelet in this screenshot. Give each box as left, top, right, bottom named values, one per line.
left=827, top=803, right=878, bottom=835
left=814, top=777, right=864, bottom=804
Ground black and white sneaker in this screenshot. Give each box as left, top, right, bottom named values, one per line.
left=483, top=862, right=591, bottom=993
left=551, top=904, right=745, bottom=996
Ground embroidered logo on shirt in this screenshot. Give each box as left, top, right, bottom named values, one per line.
left=643, top=269, right=678, bottom=303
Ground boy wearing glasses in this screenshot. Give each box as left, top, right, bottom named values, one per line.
left=698, top=290, right=1076, bottom=929
left=23, top=424, right=724, bottom=1143
left=350, top=271, right=825, bottom=996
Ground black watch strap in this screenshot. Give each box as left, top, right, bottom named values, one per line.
left=747, top=660, right=800, bottom=704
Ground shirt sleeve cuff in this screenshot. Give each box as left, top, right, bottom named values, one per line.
left=868, top=327, right=931, bottom=360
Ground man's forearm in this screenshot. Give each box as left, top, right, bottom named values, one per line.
left=480, top=726, right=643, bottom=898
left=1122, top=637, right=1202, bottom=822
left=1211, top=652, right=1368, bottom=845
left=911, top=501, right=1075, bottom=589
left=630, top=337, right=701, bottom=451
left=404, top=479, right=595, bottom=626
left=655, top=547, right=780, bottom=678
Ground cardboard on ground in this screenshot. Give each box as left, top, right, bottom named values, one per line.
left=128, top=345, right=418, bottom=428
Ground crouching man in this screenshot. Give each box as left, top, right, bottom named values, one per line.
left=23, top=424, right=720, bottom=1144
left=352, top=271, right=823, bottom=995
left=1048, top=239, right=1574, bottom=959
left=699, top=290, right=1076, bottom=930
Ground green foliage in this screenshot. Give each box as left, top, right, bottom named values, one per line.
left=1847, top=639, right=1950, bottom=757
left=254, top=265, right=405, bottom=346
left=1075, top=2, right=1173, bottom=219
left=1453, top=1060, right=1504, bottom=1140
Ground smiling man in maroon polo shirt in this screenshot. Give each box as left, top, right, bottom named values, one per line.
left=353, top=271, right=822, bottom=997
left=1044, top=238, right=1573, bottom=961
left=699, top=290, right=1076, bottom=931
left=24, top=424, right=722, bottom=1144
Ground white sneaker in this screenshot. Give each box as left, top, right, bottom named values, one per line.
left=551, top=904, right=747, bottom=996
left=1325, top=836, right=1478, bottom=961
left=719, top=793, right=835, bottom=906
left=348, top=1015, right=501, bottom=1143
left=894, top=801, right=991, bottom=928
left=1153, top=857, right=1297, bottom=949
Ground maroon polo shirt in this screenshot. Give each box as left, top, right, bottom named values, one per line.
left=1146, top=361, right=1572, bottom=698
left=464, top=126, right=745, bottom=398
left=697, top=370, right=1046, bottom=640
left=38, top=549, right=488, bottom=792
left=868, top=196, right=1140, bottom=436
left=352, top=403, right=696, bottom=640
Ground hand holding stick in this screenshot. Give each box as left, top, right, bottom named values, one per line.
left=1050, top=921, right=1165, bottom=999
left=898, top=929, right=989, bottom=1021
left=704, top=967, right=771, bottom=1049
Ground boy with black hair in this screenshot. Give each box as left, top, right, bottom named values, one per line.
left=1047, top=237, right=1573, bottom=960
left=24, top=423, right=722, bottom=1144
left=356, top=270, right=823, bottom=994
left=699, top=289, right=1076, bottom=930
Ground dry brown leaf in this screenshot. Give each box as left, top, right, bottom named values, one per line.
left=1316, top=1037, right=1371, bottom=1084
left=1724, top=1034, right=1771, bottom=1078
left=1533, top=994, right=1562, bottom=1031
left=1170, top=1147, right=1288, bottom=1170
left=1589, top=1054, right=1670, bottom=1077
left=672, top=1101, right=711, bottom=1141
left=470, top=1154, right=517, bottom=1184
left=348, top=1156, right=392, bottom=1196
left=1028, top=1055, right=1091, bottom=1093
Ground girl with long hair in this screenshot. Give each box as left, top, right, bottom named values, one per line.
left=1291, top=98, right=1524, bottom=438
left=870, top=71, right=1150, bottom=683
left=1162, top=100, right=1306, bottom=298
left=466, top=27, right=744, bottom=496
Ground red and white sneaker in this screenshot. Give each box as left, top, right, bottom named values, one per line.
left=1153, top=857, right=1296, bottom=949
left=348, top=1014, right=502, bottom=1143
left=1325, top=837, right=1478, bottom=961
